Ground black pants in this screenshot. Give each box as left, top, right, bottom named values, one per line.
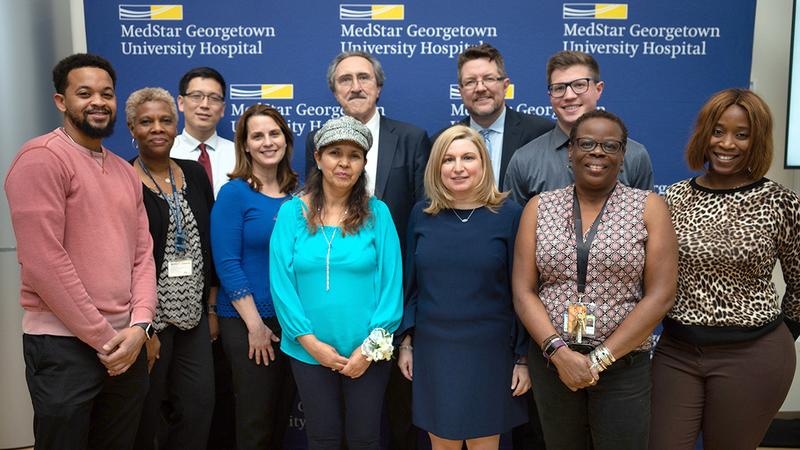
left=529, top=348, right=651, bottom=450
left=23, top=333, right=149, bottom=450
left=134, top=313, right=215, bottom=449
left=220, top=316, right=295, bottom=450
left=385, top=351, right=418, bottom=450
left=291, top=357, right=391, bottom=450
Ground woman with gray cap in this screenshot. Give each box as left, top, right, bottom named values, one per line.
left=269, top=115, right=403, bottom=449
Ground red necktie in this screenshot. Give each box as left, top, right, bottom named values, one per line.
left=197, top=143, right=213, bottom=185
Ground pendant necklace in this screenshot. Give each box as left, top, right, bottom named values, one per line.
left=451, top=207, right=477, bottom=223
left=319, top=208, right=348, bottom=291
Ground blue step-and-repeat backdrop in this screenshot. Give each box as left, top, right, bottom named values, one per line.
left=85, top=1, right=756, bottom=448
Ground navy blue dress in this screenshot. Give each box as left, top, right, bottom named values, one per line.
left=401, top=199, right=528, bottom=440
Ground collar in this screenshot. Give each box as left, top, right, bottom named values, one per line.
left=548, top=124, right=570, bottom=151
left=469, top=107, right=506, bottom=134
left=364, top=109, right=381, bottom=134
left=179, top=129, right=221, bottom=151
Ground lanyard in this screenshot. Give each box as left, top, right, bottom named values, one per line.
left=139, top=159, right=187, bottom=253
left=572, top=185, right=615, bottom=297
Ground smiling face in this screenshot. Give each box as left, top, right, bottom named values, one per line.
left=705, top=104, right=751, bottom=181
left=440, top=138, right=484, bottom=201
left=130, top=100, right=177, bottom=160
left=549, top=64, right=604, bottom=132
left=459, top=57, right=509, bottom=127
left=315, top=141, right=366, bottom=194
left=569, top=117, right=625, bottom=191
left=177, top=77, right=225, bottom=139
left=245, top=114, right=287, bottom=174
left=55, top=67, right=117, bottom=140
left=332, top=56, right=381, bottom=123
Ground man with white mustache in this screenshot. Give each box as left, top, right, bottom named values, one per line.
left=443, top=43, right=553, bottom=188
left=504, top=51, right=654, bottom=205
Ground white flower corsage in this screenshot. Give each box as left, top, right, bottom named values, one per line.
left=360, top=328, right=394, bottom=362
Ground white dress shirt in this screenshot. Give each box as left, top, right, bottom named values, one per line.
left=171, top=130, right=236, bottom=198
left=363, top=111, right=381, bottom=196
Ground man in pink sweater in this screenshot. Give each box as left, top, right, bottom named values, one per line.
left=4, top=53, right=157, bottom=450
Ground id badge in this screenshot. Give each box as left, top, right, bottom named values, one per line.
left=168, top=259, right=193, bottom=277
left=563, top=303, right=591, bottom=343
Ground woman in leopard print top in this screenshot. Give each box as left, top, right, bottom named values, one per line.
left=650, top=88, right=800, bottom=450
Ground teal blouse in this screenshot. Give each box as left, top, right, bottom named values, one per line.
left=269, top=196, right=403, bottom=365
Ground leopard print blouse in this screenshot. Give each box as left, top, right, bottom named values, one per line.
left=665, top=178, right=800, bottom=328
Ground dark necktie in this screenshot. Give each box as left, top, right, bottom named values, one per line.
left=197, top=143, right=213, bottom=185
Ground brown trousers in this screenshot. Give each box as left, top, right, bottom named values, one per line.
left=649, top=324, right=796, bottom=450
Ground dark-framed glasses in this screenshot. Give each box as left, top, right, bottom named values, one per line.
left=547, top=78, right=595, bottom=98
left=460, top=76, right=507, bottom=91
left=183, top=91, right=224, bottom=105
left=573, top=137, right=624, bottom=154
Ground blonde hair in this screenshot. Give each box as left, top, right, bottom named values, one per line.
left=424, top=125, right=507, bottom=215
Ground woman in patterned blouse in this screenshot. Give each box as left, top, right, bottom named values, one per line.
left=650, top=88, right=800, bottom=450
left=127, top=87, right=217, bottom=449
left=513, top=110, right=678, bottom=450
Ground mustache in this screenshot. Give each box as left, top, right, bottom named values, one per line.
left=348, top=93, right=368, bottom=100
left=85, top=107, right=112, bottom=115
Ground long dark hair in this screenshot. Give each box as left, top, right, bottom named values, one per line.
left=303, top=144, right=371, bottom=236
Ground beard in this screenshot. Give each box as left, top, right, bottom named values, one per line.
left=67, top=107, right=116, bottom=139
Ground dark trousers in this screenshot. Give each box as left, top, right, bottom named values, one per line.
left=23, top=333, right=149, bottom=450
left=649, top=324, right=796, bottom=450
left=220, top=316, right=295, bottom=450
left=134, top=313, right=215, bottom=449
left=529, top=348, right=651, bottom=450
left=385, top=352, right=418, bottom=450
left=207, top=337, right=237, bottom=450
left=291, top=357, right=392, bottom=450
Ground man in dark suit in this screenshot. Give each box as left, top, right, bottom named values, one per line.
left=439, top=43, right=552, bottom=450
left=437, top=43, right=553, bottom=188
left=305, top=51, right=430, bottom=450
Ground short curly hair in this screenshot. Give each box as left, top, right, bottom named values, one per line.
left=52, top=53, right=116, bottom=95
left=125, top=87, right=178, bottom=130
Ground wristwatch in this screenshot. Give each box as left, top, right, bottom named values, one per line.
left=132, top=322, right=155, bottom=340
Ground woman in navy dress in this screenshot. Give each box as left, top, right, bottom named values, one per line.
left=397, top=125, right=530, bottom=450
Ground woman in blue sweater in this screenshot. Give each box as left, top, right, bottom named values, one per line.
left=270, top=116, right=403, bottom=450
left=210, top=104, right=298, bottom=449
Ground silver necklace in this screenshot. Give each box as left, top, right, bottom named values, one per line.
left=451, top=207, right=477, bottom=223
left=318, top=208, right=348, bottom=291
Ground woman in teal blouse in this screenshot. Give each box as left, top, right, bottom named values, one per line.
left=269, top=115, right=402, bottom=449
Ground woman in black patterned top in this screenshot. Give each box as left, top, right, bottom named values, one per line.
left=650, top=88, right=800, bottom=450
left=127, top=87, right=217, bottom=449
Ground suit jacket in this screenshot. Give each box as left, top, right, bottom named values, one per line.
left=434, top=107, right=554, bottom=187
left=305, top=115, right=431, bottom=255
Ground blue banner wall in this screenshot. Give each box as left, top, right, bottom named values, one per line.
left=85, top=2, right=755, bottom=448
left=86, top=0, right=756, bottom=194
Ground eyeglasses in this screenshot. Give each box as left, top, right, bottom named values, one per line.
left=460, top=76, right=507, bottom=91
left=547, top=78, right=595, bottom=98
left=336, top=73, right=376, bottom=88
left=183, top=91, right=224, bottom=105
left=573, top=137, right=625, bottom=154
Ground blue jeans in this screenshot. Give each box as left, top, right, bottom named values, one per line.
left=528, top=347, right=651, bottom=450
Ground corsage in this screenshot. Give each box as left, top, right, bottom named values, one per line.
left=360, top=328, right=394, bottom=362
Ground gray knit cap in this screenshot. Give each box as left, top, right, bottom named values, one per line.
left=313, top=115, right=373, bottom=153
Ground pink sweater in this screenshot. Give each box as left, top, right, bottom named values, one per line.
left=4, top=128, right=156, bottom=352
